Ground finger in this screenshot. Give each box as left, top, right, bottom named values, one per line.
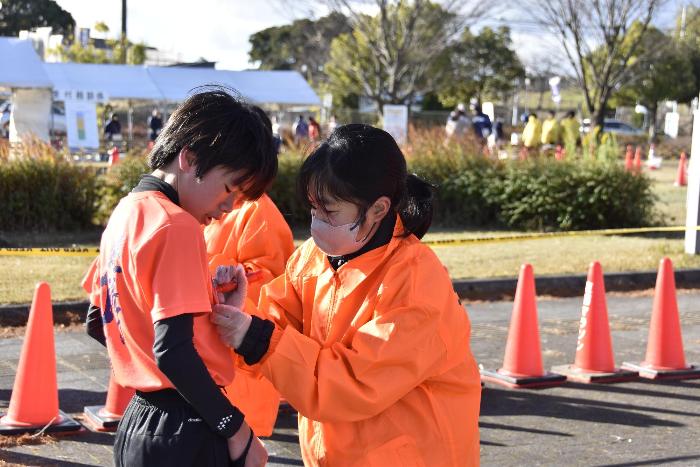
left=234, top=264, right=247, bottom=285
left=214, top=266, right=225, bottom=285
left=212, top=304, right=238, bottom=320
left=211, top=312, right=237, bottom=327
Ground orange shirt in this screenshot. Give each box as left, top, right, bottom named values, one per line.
left=251, top=219, right=481, bottom=466
left=90, top=191, right=235, bottom=391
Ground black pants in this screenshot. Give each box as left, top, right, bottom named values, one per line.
left=114, top=389, right=231, bottom=467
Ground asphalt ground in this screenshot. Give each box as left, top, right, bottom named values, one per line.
left=1, top=290, right=700, bottom=466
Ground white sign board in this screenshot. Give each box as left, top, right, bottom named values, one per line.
left=664, top=112, right=680, bottom=139
left=65, top=100, right=99, bottom=150
left=383, top=104, right=408, bottom=146
left=686, top=110, right=700, bottom=254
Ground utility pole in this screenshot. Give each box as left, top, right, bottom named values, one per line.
left=120, top=0, right=127, bottom=64
left=680, top=4, right=687, bottom=39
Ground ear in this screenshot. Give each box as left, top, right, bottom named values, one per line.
left=177, top=147, right=196, bottom=173
left=367, top=196, right=391, bottom=224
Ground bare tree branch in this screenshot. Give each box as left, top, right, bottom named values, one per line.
left=526, top=0, right=666, bottom=130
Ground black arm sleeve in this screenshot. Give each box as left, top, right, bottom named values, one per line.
left=86, top=304, right=106, bottom=347
left=153, top=313, right=244, bottom=438
left=235, top=316, right=275, bottom=365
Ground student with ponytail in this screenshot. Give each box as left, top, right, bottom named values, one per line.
left=213, top=124, right=481, bottom=466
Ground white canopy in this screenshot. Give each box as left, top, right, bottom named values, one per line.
left=0, top=35, right=320, bottom=106
left=146, top=67, right=320, bottom=106
left=227, top=71, right=321, bottom=106
left=0, top=38, right=52, bottom=88
left=145, top=66, right=227, bottom=101
left=44, top=62, right=163, bottom=100
left=42, top=63, right=320, bottom=106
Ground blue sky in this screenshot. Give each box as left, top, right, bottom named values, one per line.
left=54, top=0, right=695, bottom=71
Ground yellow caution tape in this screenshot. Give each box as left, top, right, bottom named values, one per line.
left=0, top=226, right=698, bottom=256
left=0, top=247, right=99, bottom=257
left=423, top=226, right=700, bottom=247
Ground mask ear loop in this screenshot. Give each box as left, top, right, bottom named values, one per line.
left=357, top=222, right=376, bottom=243
left=353, top=205, right=378, bottom=243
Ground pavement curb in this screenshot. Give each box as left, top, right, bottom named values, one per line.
left=453, top=268, right=700, bottom=301
left=1, top=269, right=700, bottom=326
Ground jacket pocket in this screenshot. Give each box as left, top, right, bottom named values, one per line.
left=364, top=435, right=426, bottom=467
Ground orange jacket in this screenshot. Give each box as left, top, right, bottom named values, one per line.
left=252, top=219, right=481, bottom=466
left=204, top=193, right=295, bottom=436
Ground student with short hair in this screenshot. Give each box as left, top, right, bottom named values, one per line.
left=84, top=87, right=276, bottom=467
left=213, top=124, right=482, bottom=466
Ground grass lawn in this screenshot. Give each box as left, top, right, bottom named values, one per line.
left=0, top=164, right=697, bottom=304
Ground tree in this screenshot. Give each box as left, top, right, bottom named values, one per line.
left=675, top=5, right=700, bottom=102
left=248, top=12, right=351, bottom=87
left=437, top=26, right=525, bottom=107
left=527, top=0, right=665, bottom=133
left=612, top=25, right=694, bottom=140
left=51, top=22, right=146, bottom=65
left=0, top=0, right=74, bottom=37
left=322, top=0, right=489, bottom=116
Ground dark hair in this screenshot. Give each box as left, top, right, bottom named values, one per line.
left=566, top=110, right=575, bottom=118
left=298, top=124, right=434, bottom=238
left=148, top=86, right=277, bottom=200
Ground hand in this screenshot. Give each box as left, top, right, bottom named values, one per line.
left=227, top=422, right=268, bottom=467
left=214, top=264, right=248, bottom=309
left=211, top=304, right=252, bottom=350
left=244, top=436, right=268, bottom=467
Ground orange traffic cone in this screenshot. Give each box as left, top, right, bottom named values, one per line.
left=624, top=145, right=633, bottom=172
left=552, top=262, right=638, bottom=383
left=633, top=146, right=642, bottom=173
left=555, top=145, right=564, bottom=161
left=674, top=151, right=688, bottom=187
left=480, top=264, right=566, bottom=388
left=83, top=375, right=135, bottom=432
left=108, top=146, right=120, bottom=167
left=622, top=258, right=700, bottom=379
left=0, top=283, right=81, bottom=434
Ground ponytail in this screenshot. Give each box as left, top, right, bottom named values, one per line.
left=398, top=173, right=434, bottom=239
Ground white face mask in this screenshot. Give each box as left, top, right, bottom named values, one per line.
left=310, top=215, right=374, bottom=256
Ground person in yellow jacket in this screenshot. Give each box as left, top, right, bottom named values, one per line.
left=560, top=110, right=581, bottom=147
left=522, top=113, right=542, bottom=149
left=210, top=124, right=482, bottom=466
left=541, top=110, right=561, bottom=146
left=204, top=193, right=295, bottom=437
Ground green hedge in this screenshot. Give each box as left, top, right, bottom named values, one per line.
left=94, top=155, right=150, bottom=224
left=94, top=151, right=658, bottom=232
left=3, top=136, right=650, bottom=232
left=487, top=160, right=657, bottom=230
left=0, top=158, right=98, bottom=231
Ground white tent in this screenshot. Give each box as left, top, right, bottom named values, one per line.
left=44, top=62, right=163, bottom=101
left=0, top=38, right=52, bottom=89
left=226, top=71, right=321, bottom=106
left=0, top=38, right=53, bottom=143
left=146, top=67, right=320, bottom=106
left=145, top=67, right=229, bottom=101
